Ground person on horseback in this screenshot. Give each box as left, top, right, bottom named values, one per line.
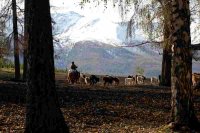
left=68, top=62, right=80, bottom=84
left=71, top=61, right=78, bottom=71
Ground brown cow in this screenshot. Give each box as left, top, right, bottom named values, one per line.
left=192, top=73, right=200, bottom=86
left=103, top=76, right=119, bottom=86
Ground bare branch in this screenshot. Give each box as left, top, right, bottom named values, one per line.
left=17, top=18, right=24, bottom=33
left=16, top=5, right=24, bottom=13
left=120, top=40, right=163, bottom=47
left=191, top=44, right=200, bottom=50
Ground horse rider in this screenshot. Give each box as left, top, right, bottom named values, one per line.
left=71, top=61, right=78, bottom=72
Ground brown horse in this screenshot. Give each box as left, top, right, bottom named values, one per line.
left=67, top=70, right=80, bottom=84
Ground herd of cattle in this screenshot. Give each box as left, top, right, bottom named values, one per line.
left=75, top=74, right=120, bottom=86
left=67, top=71, right=160, bottom=86
left=66, top=71, right=200, bottom=89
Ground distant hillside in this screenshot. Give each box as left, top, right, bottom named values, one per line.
left=54, top=40, right=162, bottom=77
left=4, top=1, right=200, bottom=77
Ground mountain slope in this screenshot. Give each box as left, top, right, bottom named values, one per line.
left=4, top=0, right=200, bottom=76
left=54, top=41, right=162, bottom=76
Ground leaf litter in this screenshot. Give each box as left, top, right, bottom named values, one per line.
left=0, top=78, right=200, bottom=133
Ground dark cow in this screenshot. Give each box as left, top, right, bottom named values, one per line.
left=89, top=75, right=100, bottom=85
left=103, top=76, right=113, bottom=86
left=113, top=77, right=119, bottom=85
left=128, top=75, right=133, bottom=78
left=194, top=81, right=200, bottom=90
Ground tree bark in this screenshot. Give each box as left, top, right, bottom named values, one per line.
left=23, top=0, right=28, bottom=81
left=161, top=49, right=171, bottom=86
left=25, top=0, right=69, bottom=132
left=12, top=0, right=20, bottom=80
left=170, top=0, right=199, bottom=131
left=160, top=0, right=171, bottom=87
left=23, top=46, right=27, bottom=81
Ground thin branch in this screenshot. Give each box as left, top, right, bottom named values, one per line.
left=18, top=33, right=24, bottom=45
left=7, top=34, right=13, bottom=49
left=7, top=32, right=13, bottom=39
left=16, top=5, right=24, bottom=13
left=17, top=18, right=24, bottom=33
left=120, top=40, right=162, bottom=47
left=191, top=43, right=200, bottom=50
left=0, top=4, right=12, bottom=19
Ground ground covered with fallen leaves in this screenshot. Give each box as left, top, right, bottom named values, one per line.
left=0, top=73, right=200, bottom=133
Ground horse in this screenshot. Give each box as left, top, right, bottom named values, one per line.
left=67, top=70, right=80, bottom=84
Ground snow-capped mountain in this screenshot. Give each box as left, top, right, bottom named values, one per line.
left=3, top=0, right=200, bottom=76
left=50, top=4, right=163, bottom=76
left=49, top=1, right=200, bottom=76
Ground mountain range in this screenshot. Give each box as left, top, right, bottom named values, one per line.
left=4, top=0, right=200, bottom=77
left=51, top=9, right=164, bottom=77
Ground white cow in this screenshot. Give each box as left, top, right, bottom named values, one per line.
left=150, top=76, right=159, bottom=85
left=136, top=75, right=145, bottom=84
left=79, top=73, right=86, bottom=84
left=125, top=77, right=135, bottom=85
left=84, top=77, right=91, bottom=85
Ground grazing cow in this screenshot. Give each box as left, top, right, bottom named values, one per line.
left=136, top=75, right=145, bottom=84
left=125, top=78, right=135, bottom=85
left=103, top=76, right=113, bottom=86
left=85, top=77, right=91, bottom=85
left=68, top=70, right=80, bottom=84
left=128, top=75, right=133, bottom=78
left=192, top=73, right=200, bottom=86
left=79, top=74, right=86, bottom=84
left=151, top=76, right=159, bottom=85
left=90, top=75, right=100, bottom=85
left=113, top=77, right=120, bottom=85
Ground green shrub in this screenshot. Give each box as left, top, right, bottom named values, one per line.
left=55, top=68, right=67, bottom=73
left=136, top=66, right=145, bottom=75
left=0, top=58, right=15, bottom=68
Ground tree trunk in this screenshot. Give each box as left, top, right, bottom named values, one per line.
left=25, top=0, right=69, bottom=132
left=161, top=49, right=171, bottom=86
left=12, top=0, right=20, bottom=80
left=160, top=0, right=171, bottom=87
left=23, top=48, right=27, bottom=80
left=170, top=0, right=199, bottom=131
left=23, top=0, right=28, bottom=81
